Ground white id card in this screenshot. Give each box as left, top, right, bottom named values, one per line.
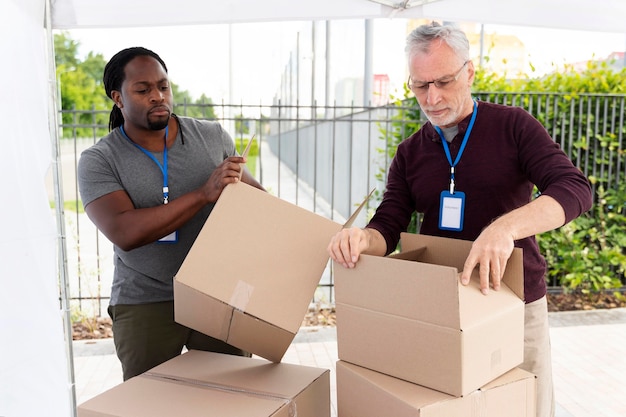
left=158, top=230, right=178, bottom=243
left=439, top=190, right=465, bottom=231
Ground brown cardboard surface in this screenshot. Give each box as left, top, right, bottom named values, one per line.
left=399, top=233, right=524, bottom=300
left=78, top=350, right=330, bottom=417
left=336, top=360, right=536, bottom=417
left=174, top=182, right=346, bottom=362
left=335, top=233, right=525, bottom=396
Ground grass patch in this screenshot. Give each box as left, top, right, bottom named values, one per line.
left=50, top=200, right=85, bottom=213
left=245, top=156, right=258, bottom=178
left=235, top=137, right=259, bottom=179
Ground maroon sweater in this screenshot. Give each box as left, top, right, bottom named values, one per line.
left=367, top=101, right=592, bottom=303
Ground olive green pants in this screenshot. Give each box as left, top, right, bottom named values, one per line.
left=108, top=301, right=249, bottom=380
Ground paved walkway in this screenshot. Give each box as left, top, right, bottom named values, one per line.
left=73, top=308, right=626, bottom=417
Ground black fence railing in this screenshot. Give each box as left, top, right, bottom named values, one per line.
left=54, top=93, right=625, bottom=316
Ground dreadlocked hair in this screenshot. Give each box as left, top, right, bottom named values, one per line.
left=103, top=47, right=168, bottom=131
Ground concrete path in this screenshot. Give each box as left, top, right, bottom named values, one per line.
left=73, top=308, right=626, bottom=417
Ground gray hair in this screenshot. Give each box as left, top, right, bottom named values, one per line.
left=405, top=21, right=470, bottom=63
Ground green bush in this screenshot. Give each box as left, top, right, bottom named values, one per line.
left=233, top=137, right=259, bottom=157
left=537, top=182, right=626, bottom=293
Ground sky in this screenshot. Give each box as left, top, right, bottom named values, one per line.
left=63, top=19, right=626, bottom=105
left=485, top=24, right=626, bottom=72
left=65, top=21, right=307, bottom=103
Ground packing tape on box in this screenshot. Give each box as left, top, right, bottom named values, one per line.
left=144, top=371, right=298, bottom=417
left=469, top=389, right=487, bottom=417
left=229, top=280, right=254, bottom=312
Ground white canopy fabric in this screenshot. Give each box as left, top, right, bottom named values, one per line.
left=3, top=1, right=625, bottom=416
left=2, top=1, right=72, bottom=417
left=51, top=0, right=626, bottom=33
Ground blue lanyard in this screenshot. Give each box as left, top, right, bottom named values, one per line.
left=119, top=125, right=170, bottom=204
left=434, top=100, right=478, bottom=194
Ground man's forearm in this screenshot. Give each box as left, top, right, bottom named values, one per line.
left=490, top=195, right=566, bottom=241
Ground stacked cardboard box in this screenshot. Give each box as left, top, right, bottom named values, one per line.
left=77, top=350, right=330, bottom=417
left=337, top=361, right=536, bottom=417
left=334, top=233, right=537, bottom=416
left=174, top=182, right=369, bottom=363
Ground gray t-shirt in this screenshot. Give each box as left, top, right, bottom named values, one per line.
left=77, top=117, right=236, bottom=305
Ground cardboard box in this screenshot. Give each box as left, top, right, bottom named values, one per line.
left=335, top=233, right=525, bottom=396
left=336, top=360, right=536, bottom=417
left=78, top=350, right=330, bottom=417
left=175, top=182, right=371, bottom=363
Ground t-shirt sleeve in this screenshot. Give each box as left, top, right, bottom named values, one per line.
left=77, top=146, right=124, bottom=208
left=197, top=119, right=237, bottom=159
left=220, top=124, right=237, bottom=158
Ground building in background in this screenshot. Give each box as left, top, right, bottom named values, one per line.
left=271, top=18, right=625, bottom=111
left=271, top=19, right=541, bottom=110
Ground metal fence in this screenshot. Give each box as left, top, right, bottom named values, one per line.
left=55, top=93, right=626, bottom=317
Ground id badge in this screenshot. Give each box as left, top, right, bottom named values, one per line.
left=158, top=230, right=178, bottom=243
left=439, top=191, right=465, bottom=231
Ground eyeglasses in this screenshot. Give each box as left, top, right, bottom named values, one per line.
left=407, top=60, right=469, bottom=94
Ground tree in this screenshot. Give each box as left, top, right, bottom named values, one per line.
left=53, top=32, right=80, bottom=69
left=55, top=32, right=110, bottom=137
left=172, top=88, right=217, bottom=120
left=234, top=113, right=250, bottom=135
left=53, top=32, right=218, bottom=137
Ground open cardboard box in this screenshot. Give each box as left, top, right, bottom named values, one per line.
left=336, top=360, right=536, bottom=417
left=78, top=350, right=330, bottom=417
left=175, top=182, right=372, bottom=363
left=335, top=233, right=525, bottom=396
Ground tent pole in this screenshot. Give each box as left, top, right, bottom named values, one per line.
left=364, top=19, right=373, bottom=106
left=45, top=0, right=78, bottom=415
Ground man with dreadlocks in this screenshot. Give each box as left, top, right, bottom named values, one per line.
left=77, top=47, right=265, bottom=380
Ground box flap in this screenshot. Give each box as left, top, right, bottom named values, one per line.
left=173, top=280, right=232, bottom=341
left=342, top=188, right=375, bottom=228
left=334, top=252, right=461, bottom=328
left=388, top=246, right=426, bottom=261
left=176, top=182, right=341, bottom=334
left=481, top=367, right=535, bottom=390
left=400, top=233, right=524, bottom=300
left=77, top=374, right=284, bottom=417
left=150, top=350, right=328, bottom=399
left=227, top=309, right=295, bottom=363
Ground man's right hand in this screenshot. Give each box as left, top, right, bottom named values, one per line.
left=327, top=227, right=386, bottom=268
left=201, top=156, right=247, bottom=203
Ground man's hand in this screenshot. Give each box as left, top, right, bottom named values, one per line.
left=328, top=227, right=389, bottom=268
left=201, top=156, right=247, bottom=203
left=460, top=195, right=566, bottom=295
left=327, top=227, right=370, bottom=268
left=460, top=223, right=515, bottom=295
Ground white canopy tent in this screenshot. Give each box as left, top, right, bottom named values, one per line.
left=51, top=0, right=626, bottom=33
left=2, top=1, right=624, bottom=416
